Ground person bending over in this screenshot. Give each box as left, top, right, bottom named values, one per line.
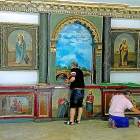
left=108, top=90, right=140, bottom=128
left=64, top=62, right=85, bottom=125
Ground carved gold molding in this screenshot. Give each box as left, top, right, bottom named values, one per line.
left=96, top=44, right=102, bottom=54
left=51, top=16, right=101, bottom=53
left=50, top=39, right=58, bottom=53
left=0, top=1, right=140, bottom=19
left=37, top=83, right=48, bottom=86
left=51, top=16, right=101, bottom=42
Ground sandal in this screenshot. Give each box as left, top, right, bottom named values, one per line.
left=108, top=118, right=113, bottom=128
left=74, top=120, right=81, bottom=124
left=111, top=120, right=117, bottom=129
left=64, top=121, right=75, bottom=125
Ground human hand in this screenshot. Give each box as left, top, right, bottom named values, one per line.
left=63, top=79, right=69, bottom=83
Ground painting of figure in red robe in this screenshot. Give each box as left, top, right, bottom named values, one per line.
left=86, top=90, right=94, bottom=117
left=0, top=94, right=34, bottom=117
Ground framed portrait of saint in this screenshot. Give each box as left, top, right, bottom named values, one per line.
left=110, top=28, right=140, bottom=71
left=0, top=23, right=38, bottom=70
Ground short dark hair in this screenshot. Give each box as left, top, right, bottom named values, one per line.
left=124, top=90, right=132, bottom=95
left=71, top=62, right=78, bottom=67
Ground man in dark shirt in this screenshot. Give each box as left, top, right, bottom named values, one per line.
left=64, top=62, right=85, bottom=125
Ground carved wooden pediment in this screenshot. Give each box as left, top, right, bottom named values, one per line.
left=0, top=0, right=140, bottom=19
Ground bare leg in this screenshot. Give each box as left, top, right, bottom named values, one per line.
left=77, top=107, right=83, bottom=121
left=70, top=108, right=75, bottom=122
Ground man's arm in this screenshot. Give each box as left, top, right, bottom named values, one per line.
left=69, top=77, right=75, bottom=82
left=130, top=107, right=140, bottom=114
left=69, top=71, right=76, bottom=83
left=64, top=76, right=75, bottom=83
left=109, top=101, right=112, bottom=107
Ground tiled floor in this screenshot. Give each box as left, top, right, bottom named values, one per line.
left=0, top=119, right=140, bottom=140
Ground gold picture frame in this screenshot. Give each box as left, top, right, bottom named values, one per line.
left=0, top=92, right=34, bottom=117
left=105, top=92, right=140, bottom=115
left=110, top=28, right=140, bottom=71
left=0, top=22, right=38, bottom=70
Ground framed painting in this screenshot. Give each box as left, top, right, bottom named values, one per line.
left=104, top=91, right=116, bottom=115
left=0, top=92, right=34, bottom=118
left=84, top=89, right=102, bottom=117
left=110, top=28, right=140, bottom=71
left=103, top=90, right=140, bottom=116
left=36, top=92, right=51, bottom=118
left=52, top=89, right=70, bottom=118
left=125, top=93, right=140, bottom=114
left=0, top=23, right=38, bottom=70
left=55, top=23, right=93, bottom=85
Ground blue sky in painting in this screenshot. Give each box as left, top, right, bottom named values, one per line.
left=56, top=23, right=92, bottom=70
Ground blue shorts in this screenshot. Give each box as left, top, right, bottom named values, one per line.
left=109, top=114, right=129, bottom=127
left=70, top=89, right=84, bottom=108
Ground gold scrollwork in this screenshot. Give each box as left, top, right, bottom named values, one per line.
left=51, top=16, right=101, bottom=43
left=51, top=39, right=58, bottom=53
left=51, top=43, right=56, bottom=53
left=0, top=1, right=140, bottom=19
left=96, top=44, right=102, bottom=54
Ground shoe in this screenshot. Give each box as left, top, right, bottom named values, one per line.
left=111, top=120, right=117, bottom=129
left=74, top=120, right=81, bottom=124
left=64, top=121, right=75, bottom=125
left=108, top=118, right=112, bottom=128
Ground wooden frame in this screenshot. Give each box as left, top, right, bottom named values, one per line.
left=125, top=92, right=140, bottom=114
left=36, top=92, right=52, bottom=118
left=0, top=92, right=35, bottom=118
left=0, top=23, right=38, bottom=70
left=103, top=91, right=116, bottom=115
left=110, top=28, right=140, bottom=71
left=103, top=90, right=140, bottom=116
